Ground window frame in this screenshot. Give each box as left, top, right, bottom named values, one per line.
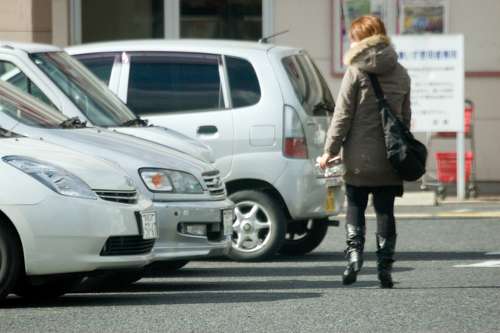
left=69, top=0, right=275, bottom=44
left=123, top=51, right=231, bottom=115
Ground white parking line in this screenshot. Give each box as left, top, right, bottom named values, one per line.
left=454, top=260, right=500, bottom=268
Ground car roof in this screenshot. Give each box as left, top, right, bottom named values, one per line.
left=0, top=40, right=61, bottom=53
left=66, top=39, right=299, bottom=55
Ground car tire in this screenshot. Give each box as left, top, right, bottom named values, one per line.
left=279, top=219, right=329, bottom=256
left=15, top=276, right=83, bottom=299
left=0, top=222, right=22, bottom=302
left=228, top=190, right=286, bottom=261
left=144, top=260, right=189, bottom=276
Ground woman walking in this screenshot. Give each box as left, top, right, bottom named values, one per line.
left=319, top=15, right=411, bottom=288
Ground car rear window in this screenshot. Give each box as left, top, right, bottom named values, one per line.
left=282, top=53, right=335, bottom=116
left=127, top=53, right=224, bottom=114
left=226, top=56, right=260, bottom=108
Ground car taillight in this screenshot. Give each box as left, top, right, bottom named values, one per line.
left=283, top=105, right=308, bottom=159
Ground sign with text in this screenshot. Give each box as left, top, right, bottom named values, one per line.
left=392, top=34, right=464, bottom=132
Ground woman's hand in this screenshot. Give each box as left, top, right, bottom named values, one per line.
left=318, top=153, right=332, bottom=170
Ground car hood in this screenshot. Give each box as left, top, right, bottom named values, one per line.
left=0, top=138, right=135, bottom=191
left=111, top=125, right=215, bottom=164
left=19, top=127, right=215, bottom=176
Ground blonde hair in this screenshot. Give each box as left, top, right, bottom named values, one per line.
left=349, top=15, right=387, bottom=42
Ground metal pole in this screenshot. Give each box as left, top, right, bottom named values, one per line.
left=457, top=130, right=466, bottom=200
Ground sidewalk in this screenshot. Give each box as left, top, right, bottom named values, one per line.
left=339, top=192, right=500, bottom=220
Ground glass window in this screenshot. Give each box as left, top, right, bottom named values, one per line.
left=128, top=53, right=224, bottom=114
left=75, top=54, right=117, bottom=85
left=226, top=56, right=260, bottom=108
left=181, top=0, right=262, bottom=40
left=282, top=54, right=335, bottom=116
left=0, top=86, right=67, bottom=129
left=0, top=60, right=56, bottom=108
left=81, top=0, right=164, bottom=43
left=31, top=52, right=138, bottom=127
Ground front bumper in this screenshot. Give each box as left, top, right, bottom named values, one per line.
left=151, top=199, right=234, bottom=261
left=3, top=194, right=156, bottom=276
left=274, top=159, right=345, bottom=220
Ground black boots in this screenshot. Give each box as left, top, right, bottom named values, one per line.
left=376, top=234, right=397, bottom=288
left=342, top=224, right=365, bottom=285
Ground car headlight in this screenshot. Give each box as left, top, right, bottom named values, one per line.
left=139, top=169, right=203, bottom=194
left=3, top=155, right=97, bottom=200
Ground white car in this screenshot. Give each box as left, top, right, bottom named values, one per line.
left=0, top=79, right=233, bottom=279
left=0, top=42, right=233, bottom=268
left=0, top=129, right=157, bottom=301
left=67, top=40, right=345, bottom=261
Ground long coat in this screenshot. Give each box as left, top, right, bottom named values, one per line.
left=324, top=34, right=412, bottom=186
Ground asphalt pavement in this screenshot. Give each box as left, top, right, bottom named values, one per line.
left=1, top=205, right=500, bottom=333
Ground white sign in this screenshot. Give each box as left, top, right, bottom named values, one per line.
left=391, top=34, right=464, bottom=132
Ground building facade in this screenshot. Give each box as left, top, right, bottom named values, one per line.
left=1, top=0, right=499, bottom=188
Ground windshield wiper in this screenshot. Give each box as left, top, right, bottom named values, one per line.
left=120, top=117, right=148, bottom=127
left=312, top=101, right=335, bottom=116
left=59, top=117, right=87, bottom=129
left=0, top=127, right=22, bottom=138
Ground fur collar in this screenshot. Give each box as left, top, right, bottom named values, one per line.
left=343, top=34, right=391, bottom=66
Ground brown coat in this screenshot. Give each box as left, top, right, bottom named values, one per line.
left=324, top=35, right=412, bottom=186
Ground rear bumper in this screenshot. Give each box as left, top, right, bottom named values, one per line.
left=274, top=159, right=344, bottom=220
left=152, top=199, right=234, bottom=261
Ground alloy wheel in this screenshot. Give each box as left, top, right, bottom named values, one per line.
left=232, top=201, right=273, bottom=252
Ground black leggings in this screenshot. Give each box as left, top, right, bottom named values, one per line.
left=345, top=184, right=397, bottom=238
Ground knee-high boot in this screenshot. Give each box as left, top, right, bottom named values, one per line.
left=342, top=224, right=365, bottom=285
left=376, top=234, right=396, bottom=288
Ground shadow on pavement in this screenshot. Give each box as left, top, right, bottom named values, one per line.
left=1, top=291, right=322, bottom=309
left=84, top=279, right=381, bottom=294
left=200, top=251, right=500, bottom=263
left=145, top=265, right=412, bottom=278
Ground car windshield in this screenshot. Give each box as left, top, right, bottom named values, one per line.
left=0, top=81, right=68, bottom=128
left=30, top=52, right=138, bottom=127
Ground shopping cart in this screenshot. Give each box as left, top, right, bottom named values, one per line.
left=420, top=99, right=478, bottom=199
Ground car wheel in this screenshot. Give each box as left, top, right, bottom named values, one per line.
left=15, top=276, right=83, bottom=299
left=144, top=260, right=189, bottom=276
left=228, top=190, right=286, bottom=261
left=279, top=219, right=329, bottom=256
left=0, top=222, right=22, bottom=302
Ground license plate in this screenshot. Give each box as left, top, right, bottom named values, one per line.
left=325, top=187, right=336, bottom=213
left=140, top=212, right=159, bottom=240
left=222, top=209, right=234, bottom=235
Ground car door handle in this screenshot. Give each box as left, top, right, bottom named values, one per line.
left=197, top=125, right=218, bottom=135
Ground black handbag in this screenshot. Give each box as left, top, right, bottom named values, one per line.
left=367, top=73, right=428, bottom=181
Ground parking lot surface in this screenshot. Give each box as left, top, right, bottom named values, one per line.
left=1, top=216, right=500, bottom=333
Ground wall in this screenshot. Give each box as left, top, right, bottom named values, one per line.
left=0, top=0, right=52, bottom=43
left=273, top=0, right=500, bottom=181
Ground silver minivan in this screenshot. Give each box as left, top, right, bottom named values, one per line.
left=68, top=40, right=345, bottom=261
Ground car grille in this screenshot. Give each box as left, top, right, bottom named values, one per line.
left=94, top=190, right=138, bottom=204
left=100, top=236, right=155, bottom=256
left=202, top=170, right=226, bottom=196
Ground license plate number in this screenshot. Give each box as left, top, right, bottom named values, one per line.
left=140, top=212, right=159, bottom=240
left=222, top=209, right=234, bottom=235
left=325, top=187, right=336, bottom=212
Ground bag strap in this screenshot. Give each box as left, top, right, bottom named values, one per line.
left=367, top=73, right=385, bottom=103
left=367, top=72, right=412, bottom=134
